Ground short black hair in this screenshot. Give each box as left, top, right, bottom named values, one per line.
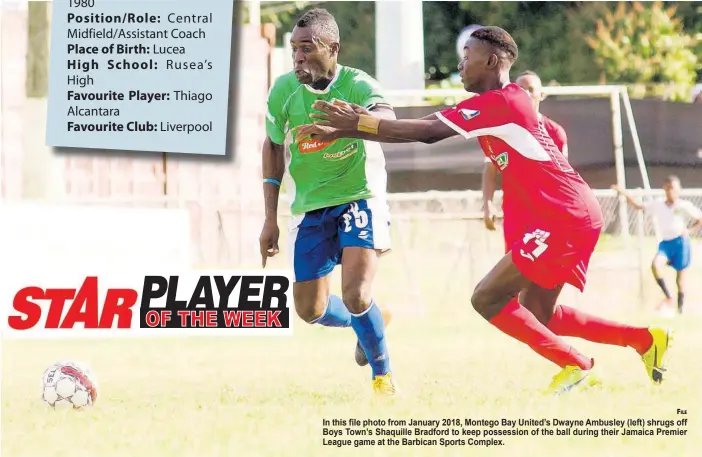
left=470, top=26, right=518, bottom=63
left=296, top=8, right=340, bottom=42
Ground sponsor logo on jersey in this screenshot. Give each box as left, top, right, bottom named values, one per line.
left=298, top=139, right=335, bottom=154
left=460, top=109, right=480, bottom=120
left=323, top=142, right=359, bottom=161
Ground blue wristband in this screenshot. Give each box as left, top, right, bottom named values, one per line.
left=263, top=178, right=281, bottom=187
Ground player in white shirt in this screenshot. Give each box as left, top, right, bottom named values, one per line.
left=613, top=176, right=702, bottom=314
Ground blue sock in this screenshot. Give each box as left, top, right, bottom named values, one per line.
left=351, top=302, right=391, bottom=378
left=312, top=295, right=351, bottom=327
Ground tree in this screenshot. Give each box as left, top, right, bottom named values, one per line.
left=668, top=1, right=702, bottom=81
left=586, top=1, right=700, bottom=101
left=256, top=1, right=316, bottom=28
left=423, top=1, right=602, bottom=84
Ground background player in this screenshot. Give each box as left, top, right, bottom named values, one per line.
left=482, top=70, right=568, bottom=252
left=295, top=26, right=671, bottom=394
left=259, top=9, right=399, bottom=396
left=613, top=176, right=702, bottom=314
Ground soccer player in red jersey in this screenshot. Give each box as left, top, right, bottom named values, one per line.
left=294, top=26, right=672, bottom=394
left=482, top=70, right=568, bottom=254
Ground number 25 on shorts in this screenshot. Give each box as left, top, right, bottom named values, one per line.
left=342, top=203, right=369, bottom=233
left=519, top=229, right=550, bottom=261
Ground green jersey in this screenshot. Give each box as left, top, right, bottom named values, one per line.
left=266, top=65, right=390, bottom=216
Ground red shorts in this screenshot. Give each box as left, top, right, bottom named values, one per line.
left=502, top=216, right=527, bottom=254
left=509, top=224, right=601, bottom=292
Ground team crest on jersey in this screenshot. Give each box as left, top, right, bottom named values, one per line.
left=494, top=152, right=509, bottom=170
left=460, top=109, right=480, bottom=120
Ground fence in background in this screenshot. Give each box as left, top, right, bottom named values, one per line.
left=43, top=188, right=702, bottom=316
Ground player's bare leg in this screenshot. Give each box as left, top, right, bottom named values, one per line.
left=290, top=240, right=391, bottom=362
left=338, top=243, right=391, bottom=367
left=471, top=253, right=597, bottom=394
left=520, top=282, right=672, bottom=385
left=518, top=283, right=563, bottom=325
left=652, top=253, right=673, bottom=311
left=342, top=247, right=397, bottom=396
left=675, top=269, right=686, bottom=314
left=293, top=276, right=335, bottom=324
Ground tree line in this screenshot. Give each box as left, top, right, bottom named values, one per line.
left=262, top=1, right=701, bottom=101
left=24, top=1, right=702, bottom=100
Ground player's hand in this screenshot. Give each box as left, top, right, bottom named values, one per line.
left=349, top=103, right=370, bottom=115
left=309, top=99, right=360, bottom=130
left=483, top=207, right=497, bottom=231
left=610, top=184, right=622, bottom=194
left=293, top=102, right=368, bottom=142
left=259, top=218, right=280, bottom=268
left=292, top=123, right=341, bottom=143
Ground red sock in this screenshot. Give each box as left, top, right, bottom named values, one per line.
left=489, top=299, right=593, bottom=370
left=547, top=305, right=653, bottom=355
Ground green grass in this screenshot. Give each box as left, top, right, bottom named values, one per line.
left=2, top=309, right=699, bottom=457
left=3, top=223, right=701, bottom=457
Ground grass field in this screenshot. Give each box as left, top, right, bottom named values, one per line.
left=3, top=224, right=701, bottom=457
left=2, top=308, right=699, bottom=457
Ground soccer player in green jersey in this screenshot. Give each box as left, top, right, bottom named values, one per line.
left=259, top=8, right=398, bottom=396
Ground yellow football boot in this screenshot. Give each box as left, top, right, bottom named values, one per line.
left=641, top=327, right=673, bottom=385
left=372, top=373, right=399, bottom=397
left=545, top=362, right=600, bottom=395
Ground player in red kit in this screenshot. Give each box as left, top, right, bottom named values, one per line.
left=294, top=26, right=672, bottom=394
left=482, top=70, right=569, bottom=254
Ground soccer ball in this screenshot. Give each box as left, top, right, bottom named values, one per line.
left=41, top=361, right=98, bottom=409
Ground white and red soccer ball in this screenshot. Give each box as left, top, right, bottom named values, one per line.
left=41, top=361, right=98, bottom=409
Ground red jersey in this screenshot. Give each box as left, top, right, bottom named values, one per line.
left=438, top=84, right=602, bottom=229
left=483, top=112, right=566, bottom=161
left=483, top=112, right=568, bottom=219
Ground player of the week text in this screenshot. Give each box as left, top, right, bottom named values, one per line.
left=7, top=275, right=290, bottom=331
left=140, top=276, right=288, bottom=329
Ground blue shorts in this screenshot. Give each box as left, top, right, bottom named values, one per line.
left=288, top=198, right=392, bottom=282
left=657, top=235, right=691, bottom=271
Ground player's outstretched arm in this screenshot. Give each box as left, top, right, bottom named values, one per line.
left=259, top=136, right=284, bottom=267
left=339, top=102, right=416, bottom=143
left=294, top=103, right=438, bottom=144
left=306, top=100, right=457, bottom=144
left=611, top=184, right=644, bottom=211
